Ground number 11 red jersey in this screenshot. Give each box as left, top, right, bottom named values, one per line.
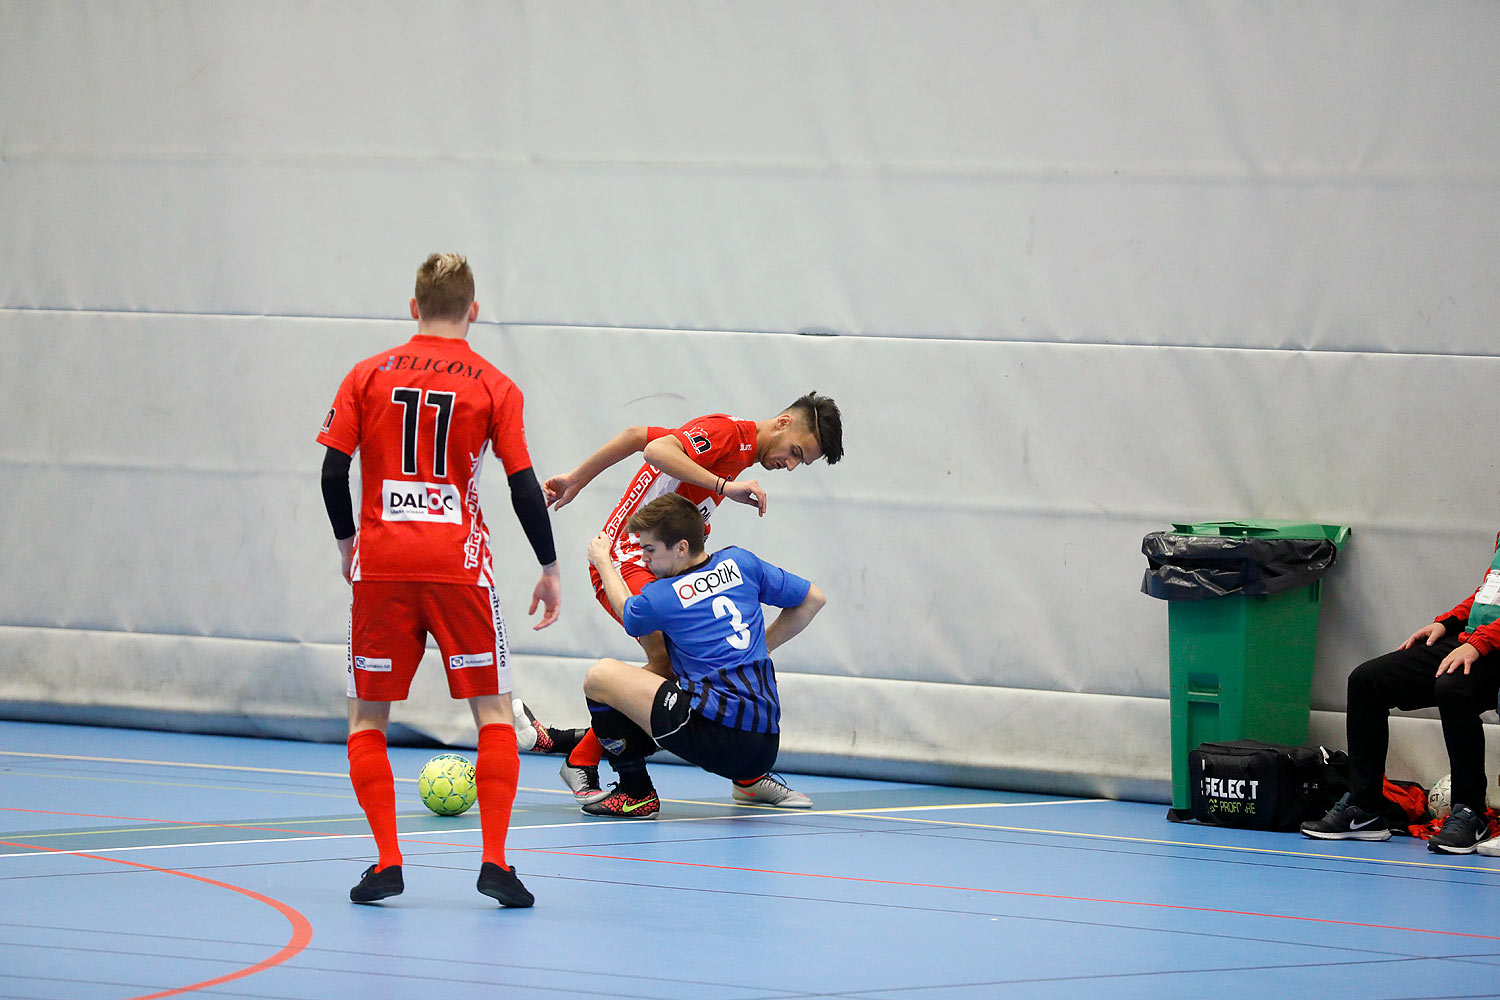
left=317, top=334, right=534, bottom=585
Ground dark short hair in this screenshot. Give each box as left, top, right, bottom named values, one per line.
left=627, top=494, right=706, bottom=553
left=784, top=391, right=843, bottom=465
left=414, top=252, right=475, bottom=322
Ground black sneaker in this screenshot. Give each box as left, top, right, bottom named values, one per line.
left=477, top=862, right=535, bottom=908
left=349, top=863, right=403, bottom=903
left=1429, top=804, right=1488, bottom=855
left=1300, top=793, right=1391, bottom=841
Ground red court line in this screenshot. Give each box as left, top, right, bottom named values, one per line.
left=528, top=847, right=1500, bottom=943
left=0, top=838, right=313, bottom=1000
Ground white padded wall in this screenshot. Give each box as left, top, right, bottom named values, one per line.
left=3, top=2, right=1498, bottom=797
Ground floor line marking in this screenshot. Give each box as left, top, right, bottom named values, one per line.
left=0, top=750, right=357, bottom=779
left=0, top=837, right=313, bottom=1000
left=14, top=770, right=362, bottom=800
left=833, top=812, right=1500, bottom=874
left=805, top=798, right=1096, bottom=815
left=1, top=751, right=1096, bottom=810
left=5, top=798, right=1500, bottom=874
left=524, top=846, right=1500, bottom=943
left=0, top=811, right=802, bottom=859
left=0, top=749, right=599, bottom=797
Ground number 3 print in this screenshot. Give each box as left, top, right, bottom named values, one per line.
left=713, top=596, right=751, bottom=650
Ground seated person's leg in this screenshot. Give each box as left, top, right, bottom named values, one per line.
left=1434, top=663, right=1500, bottom=812
left=1304, top=644, right=1445, bottom=841
left=1346, top=644, right=1449, bottom=809
left=578, top=659, right=665, bottom=818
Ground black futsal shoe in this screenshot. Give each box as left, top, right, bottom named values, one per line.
left=477, top=862, right=535, bottom=908
left=349, top=863, right=404, bottom=903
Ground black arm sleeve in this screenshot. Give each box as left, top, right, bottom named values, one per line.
left=1439, top=615, right=1468, bottom=637
left=320, top=446, right=357, bottom=541
left=508, top=467, right=557, bottom=566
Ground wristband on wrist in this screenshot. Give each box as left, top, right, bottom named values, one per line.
left=716, top=476, right=725, bottom=496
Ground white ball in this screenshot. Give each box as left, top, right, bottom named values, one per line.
left=1427, top=774, right=1492, bottom=819
left=1428, top=774, right=1452, bottom=820
left=512, top=697, right=537, bottom=752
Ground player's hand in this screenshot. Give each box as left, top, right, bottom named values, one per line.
left=723, top=479, right=767, bottom=517
left=1401, top=622, right=1446, bottom=650
left=337, top=535, right=356, bottom=585
left=544, top=473, right=581, bottom=510
left=1437, top=642, right=1480, bottom=676
left=529, top=564, right=561, bottom=630
left=587, top=531, right=613, bottom=567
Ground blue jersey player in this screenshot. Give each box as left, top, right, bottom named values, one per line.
left=580, top=493, right=826, bottom=817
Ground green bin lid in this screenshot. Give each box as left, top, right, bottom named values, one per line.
left=1167, top=519, right=1351, bottom=548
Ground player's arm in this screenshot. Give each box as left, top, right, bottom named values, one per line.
left=320, top=445, right=357, bottom=584
left=587, top=531, right=632, bottom=619
left=508, top=467, right=561, bottom=629
left=545, top=426, right=650, bottom=510
left=643, top=434, right=767, bottom=515
left=765, top=583, right=826, bottom=653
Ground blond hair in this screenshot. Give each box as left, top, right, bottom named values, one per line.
left=414, top=252, right=475, bottom=322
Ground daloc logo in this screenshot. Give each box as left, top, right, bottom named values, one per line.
left=383, top=480, right=462, bottom=523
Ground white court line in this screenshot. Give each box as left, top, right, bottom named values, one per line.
left=0, top=749, right=577, bottom=795
left=15, top=796, right=1488, bottom=875
left=0, top=798, right=1094, bottom=860
left=0, top=750, right=357, bottom=779
left=0, top=809, right=805, bottom=859
left=0, top=751, right=1103, bottom=809
left=816, top=798, right=1097, bottom=815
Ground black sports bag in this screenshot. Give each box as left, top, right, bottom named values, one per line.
left=1178, top=739, right=1349, bottom=830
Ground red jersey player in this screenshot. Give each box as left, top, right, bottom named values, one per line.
left=318, top=253, right=560, bottom=906
left=535, top=392, right=843, bottom=816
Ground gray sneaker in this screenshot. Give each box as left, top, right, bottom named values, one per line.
left=732, top=774, right=813, bottom=809
left=560, top=760, right=610, bottom=806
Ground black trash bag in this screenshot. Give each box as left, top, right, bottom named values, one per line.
left=1141, top=532, right=1339, bottom=601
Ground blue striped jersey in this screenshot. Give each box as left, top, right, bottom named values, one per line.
left=621, top=546, right=811, bottom=733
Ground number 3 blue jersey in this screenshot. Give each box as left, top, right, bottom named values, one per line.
left=622, top=546, right=811, bottom=733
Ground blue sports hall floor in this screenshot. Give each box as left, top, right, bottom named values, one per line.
left=4, top=720, right=1500, bottom=1000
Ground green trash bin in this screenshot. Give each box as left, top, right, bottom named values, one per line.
left=1142, top=520, right=1351, bottom=813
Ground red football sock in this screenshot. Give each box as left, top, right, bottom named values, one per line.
left=567, top=727, right=604, bottom=767
left=347, top=729, right=402, bottom=870
left=476, top=723, right=519, bottom=869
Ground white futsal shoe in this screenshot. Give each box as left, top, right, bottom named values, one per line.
left=512, top=698, right=539, bottom=752
left=732, top=774, right=813, bottom=808
left=560, top=761, right=611, bottom=806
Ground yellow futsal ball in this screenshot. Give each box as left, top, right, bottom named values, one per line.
left=418, top=753, right=477, bottom=816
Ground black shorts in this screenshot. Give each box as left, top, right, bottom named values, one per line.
left=649, top=678, right=778, bottom=782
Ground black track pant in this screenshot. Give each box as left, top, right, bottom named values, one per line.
left=1346, top=635, right=1500, bottom=812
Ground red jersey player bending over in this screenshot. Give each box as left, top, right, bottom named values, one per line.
left=525, top=392, right=842, bottom=816
left=318, top=252, right=560, bottom=905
